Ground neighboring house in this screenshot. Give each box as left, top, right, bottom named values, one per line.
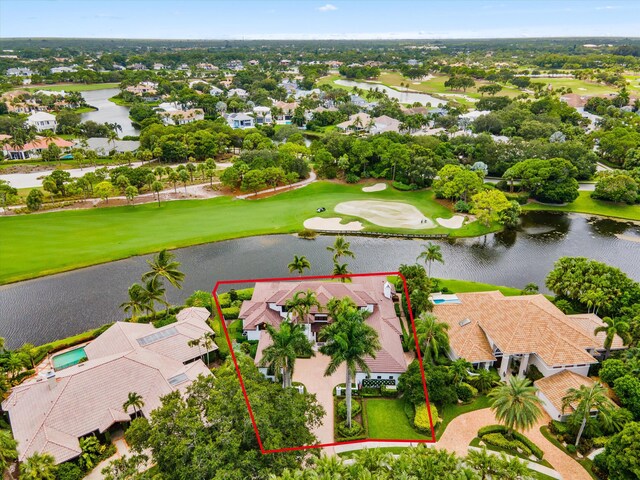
left=227, top=88, right=249, bottom=99
left=160, top=108, right=205, bottom=125
left=252, top=106, right=273, bottom=125
left=534, top=370, right=597, bottom=421
left=153, top=63, right=167, bottom=70
left=432, top=291, right=625, bottom=377
left=26, top=111, right=57, bottom=132
left=196, top=63, right=219, bottom=71
left=272, top=101, right=298, bottom=124
left=239, top=277, right=407, bottom=387
left=82, top=138, right=140, bottom=155
left=336, top=112, right=373, bottom=133
left=50, top=66, right=77, bottom=74
left=1, top=307, right=216, bottom=465
left=6, top=67, right=33, bottom=76
left=226, top=112, right=255, bottom=129
left=1, top=135, right=73, bottom=160
left=371, top=115, right=401, bottom=134
left=125, top=81, right=158, bottom=96
left=189, top=79, right=208, bottom=89
left=209, top=86, right=224, bottom=96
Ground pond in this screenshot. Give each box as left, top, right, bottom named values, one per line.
left=0, top=212, right=638, bottom=349
left=334, top=79, right=447, bottom=106
left=80, top=88, right=139, bottom=137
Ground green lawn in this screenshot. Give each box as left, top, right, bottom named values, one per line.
left=22, top=83, right=119, bottom=92
left=436, top=396, right=492, bottom=440
left=0, top=182, right=497, bottom=284
left=435, top=278, right=523, bottom=296
left=365, top=398, right=431, bottom=440
left=523, top=191, right=640, bottom=222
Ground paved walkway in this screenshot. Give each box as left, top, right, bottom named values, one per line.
left=236, top=171, right=317, bottom=199
left=292, top=352, right=346, bottom=444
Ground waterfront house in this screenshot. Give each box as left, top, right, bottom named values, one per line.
left=26, top=112, right=57, bottom=132
left=239, top=276, right=407, bottom=387
left=1, top=307, right=216, bottom=465
left=227, top=88, right=249, bottom=99
left=1, top=135, right=73, bottom=160
left=226, top=112, right=255, bottom=129
left=160, top=108, right=205, bottom=125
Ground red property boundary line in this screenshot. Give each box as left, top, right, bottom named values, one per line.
left=212, top=271, right=436, bottom=454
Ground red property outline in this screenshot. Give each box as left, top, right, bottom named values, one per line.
left=212, top=271, right=436, bottom=453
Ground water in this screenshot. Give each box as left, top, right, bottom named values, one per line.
left=81, top=89, right=139, bottom=137
left=52, top=347, right=87, bottom=370
left=334, top=80, right=447, bottom=106
left=1, top=212, right=639, bottom=349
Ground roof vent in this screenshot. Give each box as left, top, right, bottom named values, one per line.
left=459, top=318, right=471, bottom=327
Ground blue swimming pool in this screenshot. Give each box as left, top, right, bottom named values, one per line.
left=52, top=347, right=87, bottom=370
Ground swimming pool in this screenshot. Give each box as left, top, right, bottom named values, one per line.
left=52, top=347, right=87, bottom=370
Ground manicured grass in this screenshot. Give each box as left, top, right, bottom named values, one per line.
left=436, top=396, right=491, bottom=440
left=22, top=83, right=119, bottom=92
left=523, top=191, right=640, bottom=222
left=435, top=278, right=523, bottom=296
left=469, top=437, right=553, bottom=468
left=540, top=426, right=599, bottom=480
left=365, top=398, right=431, bottom=440
left=0, top=181, right=497, bottom=284
left=535, top=77, right=619, bottom=96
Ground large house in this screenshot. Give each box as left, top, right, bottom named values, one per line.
left=226, top=112, right=255, bottom=129
left=26, top=112, right=57, bottom=132
left=1, top=135, right=73, bottom=160
left=160, top=108, right=205, bottom=125
left=432, top=291, right=625, bottom=420
left=239, top=277, right=408, bottom=387
left=2, top=307, right=216, bottom=465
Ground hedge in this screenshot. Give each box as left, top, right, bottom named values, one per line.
left=337, top=399, right=362, bottom=419
left=482, top=433, right=533, bottom=457
left=478, top=424, right=544, bottom=459
left=221, top=306, right=240, bottom=320
left=415, top=404, right=438, bottom=432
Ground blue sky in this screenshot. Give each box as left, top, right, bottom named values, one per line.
left=1, top=1, right=639, bottom=39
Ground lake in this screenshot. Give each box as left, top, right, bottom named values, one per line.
left=334, top=79, right=447, bottom=106
left=1, top=212, right=639, bottom=349
left=81, top=88, right=139, bottom=137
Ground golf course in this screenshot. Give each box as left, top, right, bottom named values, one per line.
left=0, top=182, right=496, bottom=284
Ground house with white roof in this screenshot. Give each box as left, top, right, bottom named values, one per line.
left=239, top=276, right=407, bottom=387
left=26, top=111, right=57, bottom=132
left=209, top=86, right=224, bottom=96
left=226, top=112, right=255, bottom=129
left=1, top=307, right=217, bottom=465
left=160, top=108, right=205, bottom=126
left=227, top=88, right=248, bottom=99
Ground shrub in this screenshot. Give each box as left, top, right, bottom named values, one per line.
left=592, top=436, right=609, bottom=449
left=478, top=425, right=509, bottom=436
left=454, top=200, right=471, bottom=213
left=456, top=383, right=476, bottom=403
left=505, top=192, right=530, bottom=205
left=345, top=173, right=360, bottom=184
left=566, top=444, right=577, bottom=454
left=221, top=306, right=240, bottom=320
left=336, top=420, right=364, bottom=440
left=526, top=364, right=544, bottom=383
left=56, top=463, right=83, bottom=480
left=392, top=181, right=413, bottom=191
left=298, top=229, right=318, bottom=239
left=600, top=359, right=627, bottom=386
left=216, top=293, right=231, bottom=308
left=236, top=288, right=254, bottom=301
left=414, top=404, right=438, bottom=432
left=152, top=315, right=177, bottom=328
left=478, top=425, right=543, bottom=459
left=549, top=420, right=569, bottom=436
left=381, top=384, right=399, bottom=397
left=337, top=399, right=362, bottom=419
left=578, top=438, right=594, bottom=455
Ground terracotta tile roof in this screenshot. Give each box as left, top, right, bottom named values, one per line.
left=567, top=313, right=625, bottom=350
left=433, top=292, right=600, bottom=366
left=535, top=370, right=596, bottom=415
left=1, top=136, right=73, bottom=153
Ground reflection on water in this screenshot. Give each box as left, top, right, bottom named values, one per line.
left=1, top=212, right=639, bottom=348
left=334, top=79, right=446, bottom=106
left=80, top=89, right=139, bottom=137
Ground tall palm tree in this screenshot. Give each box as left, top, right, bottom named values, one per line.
left=260, top=321, right=314, bottom=388
left=562, top=382, right=613, bottom=447
left=142, top=249, right=185, bottom=304
left=187, top=337, right=203, bottom=361
left=141, top=277, right=166, bottom=319
left=416, top=242, right=444, bottom=278
left=466, top=447, right=500, bottom=480
left=123, top=391, right=145, bottom=419
left=489, top=377, right=543, bottom=436
left=120, top=283, right=148, bottom=322
left=332, top=262, right=351, bottom=282
left=0, top=430, right=18, bottom=480
left=285, top=290, right=321, bottom=325
left=450, top=358, right=472, bottom=386
left=595, top=316, right=631, bottom=359
left=327, top=236, right=355, bottom=262
left=320, top=303, right=381, bottom=428
left=201, top=331, right=216, bottom=365
left=19, top=452, right=57, bottom=480
left=414, top=313, right=450, bottom=364
left=471, top=368, right=496, bottom=394
left=287, top=255, right=311, bottom=276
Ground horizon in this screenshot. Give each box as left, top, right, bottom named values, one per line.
left=1, top=0, right=640, bottom=40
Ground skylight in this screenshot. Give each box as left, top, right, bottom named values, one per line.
left=137, top=327, right=178, bottom=346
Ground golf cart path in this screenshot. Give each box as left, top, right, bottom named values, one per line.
left=236, top=171, right=317, bottom=199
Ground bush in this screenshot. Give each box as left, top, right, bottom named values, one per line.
left=56, top=462, right=83, bottom=480
left=478, top=425, right=509, bottom=436
left=482, top=433, right=532, bottom=457
left=381, top=384, right=399, bottom=397
left=549, top=420, right=569, bottom=436
left=454, top=200, right=471, bottom=213
left=337, top=399, right=362, bottom=419
left=578, top=438, right=594, bottom=455
left=600, top=359, right=627, bottom=386
left=336, top=420, right=364, bottom=440
left=456, top=383, right=476, bottom=403
left=361, top=387, right=381, bottom=397
left=567, top=444, right=577, bottom=454
left=221, top=306, right=240, bottom=320
left=526, top=364, right=544, bottom=383
left=392, top=181, right=413, bottom=191
left=504, top=192, right=530, bottom=205
left=152, top=315, right=177, bottom=328
left=298, top=229, right=318, bottom=239
left=414, top=404, right=438, bottom=432
left=345, top=173, right=360, bottom=184
left=591, top=436, right=609, bottom=449
left=478, top=425, right=543, bottom=459
left=216, top=293, right=231, bottom=308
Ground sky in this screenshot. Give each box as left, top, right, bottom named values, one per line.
left=1, top=0, right=639, bottom=40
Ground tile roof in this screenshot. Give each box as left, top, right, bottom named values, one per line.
left=2, top=308, right=214, bottom=465
left=535, top=370, right=596, bottom=415
left=433, top=292, right=603, bottom=366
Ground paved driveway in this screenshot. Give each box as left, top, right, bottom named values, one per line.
left=292, top=352, right=346, bottom=444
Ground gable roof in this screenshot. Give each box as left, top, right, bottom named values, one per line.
left=433, top=292, right=603, bottom=366
left=535, top=370, right=597, bottom=415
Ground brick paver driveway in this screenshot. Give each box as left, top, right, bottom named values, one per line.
left=292, top=353, right=346, bottom=444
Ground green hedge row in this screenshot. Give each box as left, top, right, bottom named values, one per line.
left=221, top=306, right=240, bottom=320
left=478, top=425, right=544, bottom=459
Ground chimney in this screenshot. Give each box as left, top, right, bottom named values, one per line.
left=40, top=370, right=56, bottom=390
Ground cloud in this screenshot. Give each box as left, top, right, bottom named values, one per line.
left=595, top=5, right=619, bottom=10
left=318, top=4, right=338, bottom=12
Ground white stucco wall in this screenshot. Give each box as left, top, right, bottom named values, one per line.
left=529, top=354, right=591, bottom=378
left=537, top=390, right=563, bottom=421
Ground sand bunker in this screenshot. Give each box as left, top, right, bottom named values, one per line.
left=436, top=216, right=466, bottom=229
left=362, top=183, right=387, bottom=192
left=335, top=200, right=436, bottom=229
left=615, top=233, right=640, bottom=244
left=304, top=217, right=364, bottom=231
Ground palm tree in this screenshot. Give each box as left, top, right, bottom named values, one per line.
left=123, top=391, right=145, bottom=419
left=0, top=430, right=18, bottom=480
left=497, top=453, right=533, bottom=480
left=120, top=283, right=147, bottom=322
left=187, top=337, right=203, bottom=361
left=471, top=368, right=496, bottom=394
left=260, top=321, right=314, bottom=388
left=414, top=312, right=450, bottom=363
left=521, top=283, right=539, bottom=295
left=327, top=236, right=355, bottom=262
left=595, top=316, right=631, bottom=359
left=450, top=358, right=472, bottom=386
left=320, top=303, right=381, bottom=428
left=489, top=376, right=543, bottom=436
left=416, top=242, right=444, bottom=278
left=287, top=255, right=311, bottom=276
left=142, top=249, right=185, bottom=304
left=19, top=452, right=57, bottom=480
left=141, top=277, right=166, bottom=319
left=285, top=289, right=321, bottom=325
left=562, top=382, right=613, bottom=447
left=201, top=332, right=216, bottom=365
left=332, top=262, right=351, bottom=281
left=466, top=447, right=500, bottom=480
